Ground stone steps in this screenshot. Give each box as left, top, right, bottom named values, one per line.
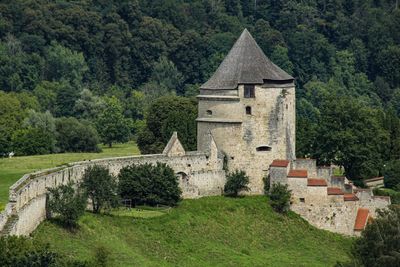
left=0, top=215, right=18, bottom=236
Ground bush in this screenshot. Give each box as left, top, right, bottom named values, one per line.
left=224, top=170, right=250, bottom=197
left=47, top=182, right=87, bottom=228
left=0, top=236, right=58, bottom=267
left=269, top=183, right=291, bottom=214
left=0, top=236, right=89, bottom=266
left=118, top=162, right=181, bottom=206
left=56, top=117, right=101, bottom=153
left=81, top=165, right=118, bottom=213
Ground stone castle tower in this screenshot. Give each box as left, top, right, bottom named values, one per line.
left=197, top=29, right=296, bottom=194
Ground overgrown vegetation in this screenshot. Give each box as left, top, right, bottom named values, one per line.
left=223, top=170, right=250, bottom=197
left=118, top=163, right=181, bottom=206
left=269, top=183, right=292, bottom=214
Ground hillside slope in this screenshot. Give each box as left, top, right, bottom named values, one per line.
left=32, top=196, right=352, bottom=266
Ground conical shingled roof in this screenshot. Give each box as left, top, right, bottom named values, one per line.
left=201, top=29, right=293, bottom=90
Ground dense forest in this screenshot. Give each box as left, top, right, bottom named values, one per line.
left=0, top=0, right=399, bottom=185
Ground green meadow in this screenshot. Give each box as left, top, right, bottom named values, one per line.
left=32, top=196, right=352, bottom=267
left=0, top=142, right=139, bottom=210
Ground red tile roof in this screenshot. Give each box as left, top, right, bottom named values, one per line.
left=307, top=178, right=327, bottom=186
left=354, top=208, right=369, bottom=231
left=344, top=193, right=359, bottom=201
left=327, top=187, right=344, bottom=195
left=288, top=169, right=308, bottom=178
left=270, top=159, right=290, bottom=168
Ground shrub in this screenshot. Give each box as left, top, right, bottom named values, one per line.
left=118, top=162, right=181, bottom=206
left=0, top=236, right=89, bottom=266
left=81, top=165, right=118, bottom=213
left=56, top=117, right=101, bottom=153
left=47, top=182, right=87, bottom=228
left=224, top=170, right=250, bottom=197
left=0, top=236, right=58, bottom=267
left=269, top=183, right=291, bottom=213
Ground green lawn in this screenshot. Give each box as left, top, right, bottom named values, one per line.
left=0, top=142, right=140, bottom=210
left=32, top=196, right=352, bottom=267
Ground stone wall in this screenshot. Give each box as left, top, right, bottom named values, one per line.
left=197, top=83, right=296, bottom=194
left=0, top=133, right=226, bottom=236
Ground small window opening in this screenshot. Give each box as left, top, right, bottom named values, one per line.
left=206, top=110, right=212, bottom=116
left=300, top=198, right=305, bottom=203
left=245, top=106, right=252, bottom=115
left=244, top=84, right=255, bottom=98
left=256, top=146, right=272, bottom=152
left=230, top=156, right=234, bottom=160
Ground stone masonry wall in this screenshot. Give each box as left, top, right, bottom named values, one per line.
left=0, top=134, right=226, bottom=236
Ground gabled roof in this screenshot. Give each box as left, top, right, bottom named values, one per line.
left=201, top=29, right=294, bottom=90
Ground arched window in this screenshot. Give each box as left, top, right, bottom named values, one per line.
left=246, top=106, right=252, bottom=115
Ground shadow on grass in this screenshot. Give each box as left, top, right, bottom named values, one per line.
left=47, top=218, right=81, bottom=234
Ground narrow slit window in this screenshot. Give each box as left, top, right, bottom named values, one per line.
left=244, top=84, right=255, bottom=98
left=246, top=106, right=252, bottom=115
left=256, top=146, right=272, bottom=152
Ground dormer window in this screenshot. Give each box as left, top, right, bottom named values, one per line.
left=244, top=85, right=255, bottom=98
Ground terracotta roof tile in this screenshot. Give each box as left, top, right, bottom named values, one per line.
left=327, top=187, right=344, bottom=195
left=270, top=159, right=290, bottom=168
left=287, top=169, right=308, bottom=178
left=354, top=208, right=369, bottom=231
left=344, top=193, right=359, bottom=201
left=307, top=178, right=327, bottom=186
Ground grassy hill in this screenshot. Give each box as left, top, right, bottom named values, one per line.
left=32, top=196, right=352, bottom=267
left=0, top=142, right=139, bottom=210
